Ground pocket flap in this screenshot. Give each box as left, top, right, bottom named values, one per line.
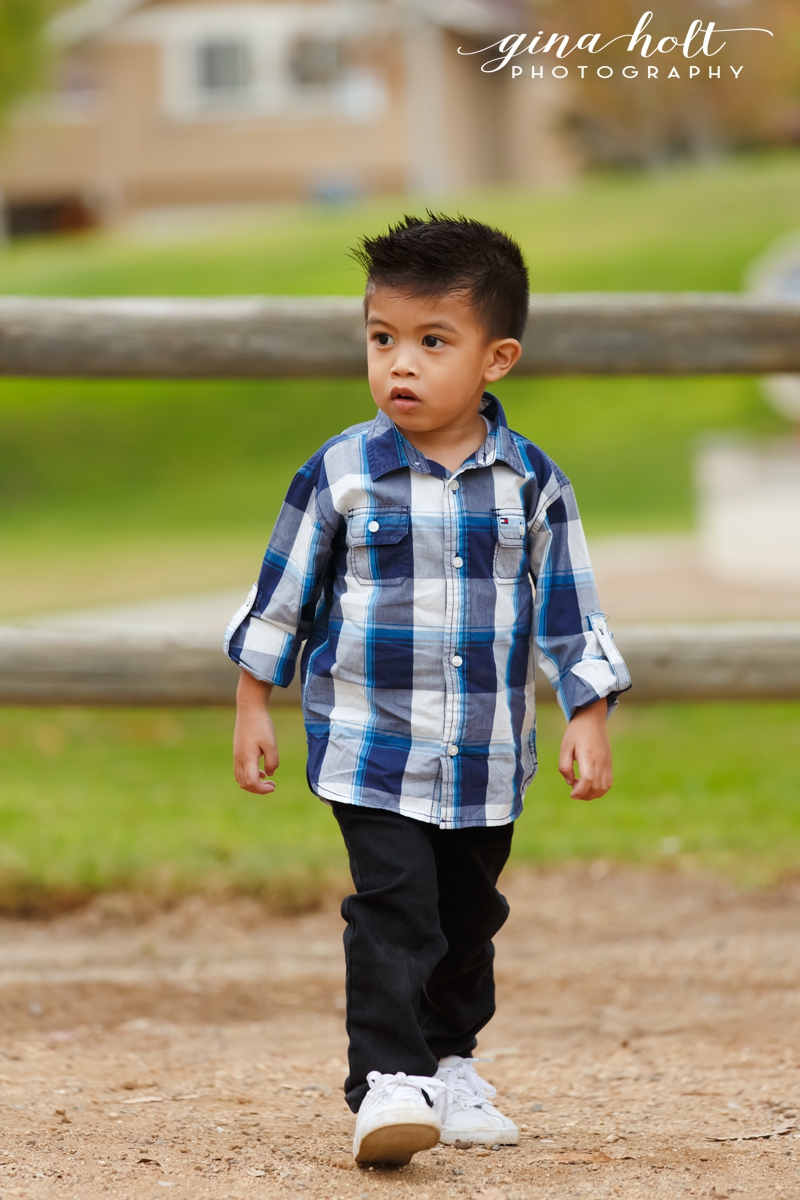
left=347, top=505, right=410, bottom=547
left=493, top=508, right=527, bottom=547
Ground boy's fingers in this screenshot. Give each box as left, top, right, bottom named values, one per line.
left=235, top=754, right=275, bottom=794
left=237, top=773, right=275, bottom=795
left=558, top=743, right=577, bottom=785
left=570, top=772, right=594, bottom=800
left=570, top=761, right=612, bottom=801
left=234, top=754, right=255, bottom=784
left=262, top=750, right=279, bottom=775
left=568, top=750, right=604, bottom=800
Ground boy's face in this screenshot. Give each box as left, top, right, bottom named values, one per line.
left=365, top=286, right=522, bottom=437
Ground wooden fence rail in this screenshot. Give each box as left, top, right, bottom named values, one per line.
left=2, top=294, right=800, bottom=378
left=1, top=624, right=799, bottom=706
left=3, top=291, right=798, bottom=706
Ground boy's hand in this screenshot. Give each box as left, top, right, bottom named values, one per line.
left=233, top=670, right=279, bottom=795
left=558, top=697, right=613, bottom=801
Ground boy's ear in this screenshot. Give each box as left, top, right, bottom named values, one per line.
left=484, top=338, right=523, bottom=382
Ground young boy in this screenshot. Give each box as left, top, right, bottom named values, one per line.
left=225, top=214, right=630, bottom=1166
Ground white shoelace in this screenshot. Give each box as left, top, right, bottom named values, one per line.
left=437, top=1059, right=497, bottom=1110
left=364, top=1070, right=445, bottom=1108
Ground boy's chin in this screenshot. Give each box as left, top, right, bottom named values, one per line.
left=380, top=400, right=425, bottom=424
left=391, top=405, right=424, bottom=422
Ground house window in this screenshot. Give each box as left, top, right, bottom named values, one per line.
left=289, top=37, right=340, bottom=88
left=57, top=53, right=101, bottom=109
left=5, top=197, right=96, bottom=240
left=197, top=40, right=252, bottom=98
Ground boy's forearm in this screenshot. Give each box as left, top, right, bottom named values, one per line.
left=569, top=696, right=608, bottom=726
left=236, top=669, right=274, bottom=710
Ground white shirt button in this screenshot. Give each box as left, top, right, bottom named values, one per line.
left=368, top=520, right=380, bottom=533
left=452, top=556, right=463, bottom=568
left=451, top=655, right=463, bottom=667
left=449, top=479, right=460, bottom=491
left=447, top=744, right=459, bottom=756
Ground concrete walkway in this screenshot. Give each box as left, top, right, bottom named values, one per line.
left=1, top=538, right=799, bottom=705
left=590, top=534, right=800, bottom=623
left=10, top=588, right=247, bottom=640
left=5, top=535, right=799, bottom=639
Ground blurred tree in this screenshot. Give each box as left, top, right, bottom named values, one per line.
left=0, top=0, right=60, bottom=127
left=532, top=0, right=800, bottom=167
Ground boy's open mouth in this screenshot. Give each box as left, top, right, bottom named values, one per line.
left=390, top=387, right=421, bottom=411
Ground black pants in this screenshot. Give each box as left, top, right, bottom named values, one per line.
left=332, top=802, right=513, bottom=1112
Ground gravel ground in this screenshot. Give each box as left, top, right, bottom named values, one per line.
left=1, top=865, right=799, bottom=1200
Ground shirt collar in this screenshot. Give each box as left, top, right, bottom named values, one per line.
left=366, top=392, right=526, bottom=480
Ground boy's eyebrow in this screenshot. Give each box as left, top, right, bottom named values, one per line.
left=366, top=316, right=459, bottom=333
left=419, top=320, right=458, bottom=333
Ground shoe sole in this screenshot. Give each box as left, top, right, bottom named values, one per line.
left=440, top=1128, right=519, bottom=1146
left=355, top=1121, right=440, bottom=1165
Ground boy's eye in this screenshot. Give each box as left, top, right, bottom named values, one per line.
left=422, top=335, right=443, bottom=349
left=373, top=332, right=394, bottom=346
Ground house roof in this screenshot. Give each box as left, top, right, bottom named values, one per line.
left=405, top=0, right=523, bottom=35
left=51, top=0, right=521, bottom=46
left=49, top=0, right=149, bottom=45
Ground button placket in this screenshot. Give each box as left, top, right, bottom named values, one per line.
left=441, top=470, right=470, bottom=820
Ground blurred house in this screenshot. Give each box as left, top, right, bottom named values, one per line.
left=0, top=0, right=574, bottom=236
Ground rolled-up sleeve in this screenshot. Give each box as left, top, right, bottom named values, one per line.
left=529, top=471, right=631, bottom=721
left=223, top=450, right=339, bottom=688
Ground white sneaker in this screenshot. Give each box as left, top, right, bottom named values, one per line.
left=353, top=1070, right=443, bottom=1165
left=435, top=1056, right=519, bottom=1145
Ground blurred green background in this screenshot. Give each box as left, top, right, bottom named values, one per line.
left=1, top=152, right=799, bottom=910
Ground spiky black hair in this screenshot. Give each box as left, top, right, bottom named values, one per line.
left=351, top=212, right=529, bottom=341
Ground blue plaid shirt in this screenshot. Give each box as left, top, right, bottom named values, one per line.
left=225, top=394, right=630, bottom=829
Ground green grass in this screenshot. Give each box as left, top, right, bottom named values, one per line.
left=1, top=702, right=797, bottom=913
left=1, top=152, right=800, bottom=296
left=0, top=372, right=783, bottom=615
left=2, top=154, right=799, bottom=899
left=1, top=152, right=798, bottom=614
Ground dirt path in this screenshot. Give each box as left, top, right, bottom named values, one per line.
left=1, top=865, right=799, bottom=1200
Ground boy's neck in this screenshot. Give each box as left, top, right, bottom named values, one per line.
left=394, top=409, right=488, bottom=474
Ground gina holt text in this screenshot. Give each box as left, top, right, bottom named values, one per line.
left=512, top=64, right=746, bottom=80
left=460, top=11, right=772, bottom=74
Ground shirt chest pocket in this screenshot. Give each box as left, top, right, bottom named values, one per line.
left=346, top=506, right=412, bottom=587
left=492, top=508, right=527, bottom=581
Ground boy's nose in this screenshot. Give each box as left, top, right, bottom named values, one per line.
left=391, top=359, right=418, bottom=376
